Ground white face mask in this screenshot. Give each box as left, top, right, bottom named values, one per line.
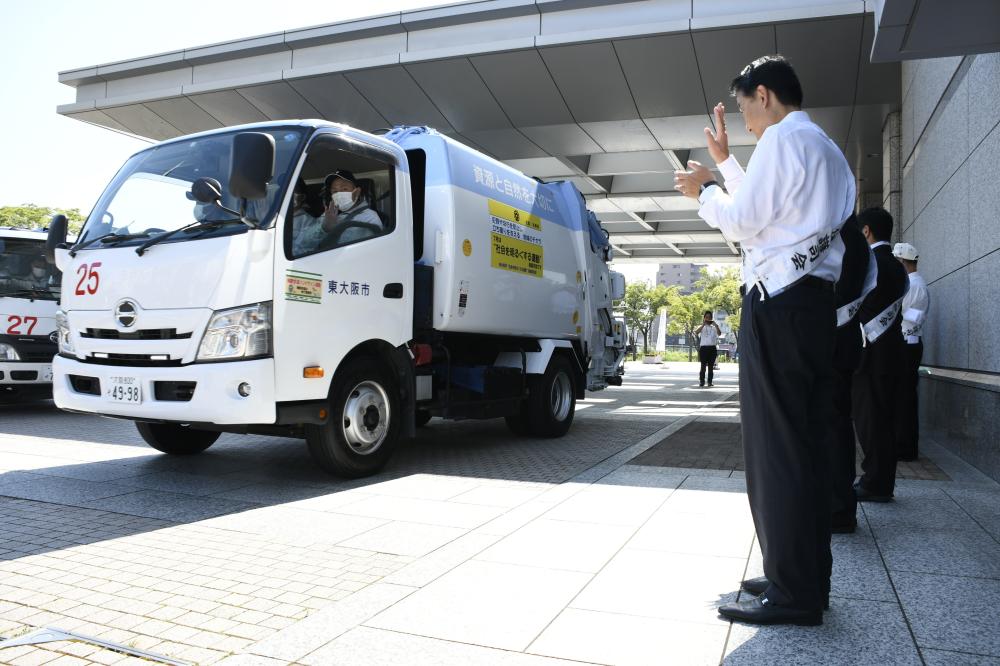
left=33, top=267, right=47, bottom=278
left=332, top=191, right=355, bottom=211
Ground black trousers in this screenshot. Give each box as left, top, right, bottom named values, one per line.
left=894, top=341, right=923, bottom=460
left=740, top=282, right=835, bottom=611
left=698, top=345, right=718, bottom=385
left=853, top=358, right=899, bottom=496
left=829, top=341, right=860, bottom=526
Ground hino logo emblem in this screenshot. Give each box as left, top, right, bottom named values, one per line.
left=49, top=331, right=59, bottom=344
left=115, top=300, right=138, bottom=328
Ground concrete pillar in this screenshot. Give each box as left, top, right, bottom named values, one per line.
left=881, top=111, right=903, bottom=241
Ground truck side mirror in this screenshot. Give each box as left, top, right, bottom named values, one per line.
left=229, top=132, right=275, bottom=200
left=191, top=177, right=224, bottom=204
left=46, top=214, right=68, bottom=265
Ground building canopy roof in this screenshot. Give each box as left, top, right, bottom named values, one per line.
left=58, top=0, right=899, bottom=264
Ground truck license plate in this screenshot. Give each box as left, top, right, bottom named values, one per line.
left=107, top=376, right=142, bottom=404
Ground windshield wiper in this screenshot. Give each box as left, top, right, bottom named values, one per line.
left=69, top=232, right=150, bottom=257
left=135, top=218, right=244, bottom=256
left=0, top=288, right=55, bottom=300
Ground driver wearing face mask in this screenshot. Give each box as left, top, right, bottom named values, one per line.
left=4, top=256, right=51, bottom=292
left=321, top=170, right=383, bottom=245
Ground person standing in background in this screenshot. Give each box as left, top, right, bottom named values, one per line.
left=695, top=310, right=721, bottom=387
left=853, top=208, right=908, bottom=502
left=892, top=243, right=929, bottom=462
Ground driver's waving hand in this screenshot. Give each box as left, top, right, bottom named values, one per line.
left=321, top=170, right=383, bottom=245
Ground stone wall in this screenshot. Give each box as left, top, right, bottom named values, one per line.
left=901, top=52, right=1000, bottom=479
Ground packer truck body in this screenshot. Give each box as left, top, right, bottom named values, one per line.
left=48, top=120, right=626, bottom=477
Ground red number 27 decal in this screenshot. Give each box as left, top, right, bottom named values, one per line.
left=74, top=262, right=102, bottom=296
left=6, top=316, right=38, bottom=335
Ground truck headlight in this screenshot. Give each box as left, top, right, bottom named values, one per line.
left=0, top=343, right=20, bottom=361
left=197, top=302, right=272, bottom=362
left=55, top=311, right=74, bottom=354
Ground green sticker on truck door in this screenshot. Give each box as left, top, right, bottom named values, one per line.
left=285, top=269, right=322, bottom=304
left=488, top=199, right=543, bottom=278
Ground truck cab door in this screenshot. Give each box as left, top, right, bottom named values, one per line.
left=273, top=132, right=412, bottom=403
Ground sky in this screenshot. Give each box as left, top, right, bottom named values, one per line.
left=0, top=0, right=672, bottom=284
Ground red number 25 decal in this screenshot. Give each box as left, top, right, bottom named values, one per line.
left=6, top=316, right=38, bottom=335
left=74, top=262, right=102, bottom=296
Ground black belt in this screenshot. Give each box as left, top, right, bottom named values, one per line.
left=742, top=275, right=834, bottom=298
left=799, top=275, right=835, bottom=292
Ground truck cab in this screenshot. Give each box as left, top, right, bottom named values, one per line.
left=1, top=228, right=61, bottom=402
left=49, top=120, right=625, bottom=477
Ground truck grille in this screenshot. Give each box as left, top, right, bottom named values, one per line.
left=82, top=328, right=192, bottom=340
left=20, top=350, right=56, bottom=363
left=81, top=354, right=184, bottom=367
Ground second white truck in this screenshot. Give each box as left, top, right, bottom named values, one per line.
left=1, top=228, right=61, bottom=402
left=48, top=121, right=626, bottom=477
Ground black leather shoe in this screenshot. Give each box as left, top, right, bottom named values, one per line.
left=740, top=576, right=769, bottom=597
left=719, top=595, right=822, bottom=626
left=739, top=577, right=829, bottom=609
left=854, top=484, right=892, bottom=503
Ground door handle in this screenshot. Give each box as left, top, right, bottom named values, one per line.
left=383, top=283, right=404, bottom=299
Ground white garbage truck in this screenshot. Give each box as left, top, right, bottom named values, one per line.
left=47, top=121, right=626, bottom=477
left=1, top=228, right=61, bottom=402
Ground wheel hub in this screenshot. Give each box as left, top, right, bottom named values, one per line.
left=341, top=380, right=390, bottom=455
left=550, top=372, right=572, bottom=422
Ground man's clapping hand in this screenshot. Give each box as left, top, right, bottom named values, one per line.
left=705, top=102, right=730, bottom=165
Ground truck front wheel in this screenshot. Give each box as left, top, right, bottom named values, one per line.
left=135, top=422, right=220, bottom=454
left=305, top=357, right=400, bottom=478
left=524, top=354, right=576, bottom=438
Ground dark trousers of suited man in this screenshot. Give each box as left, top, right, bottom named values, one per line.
left=740, top=281, right=836, bottom=610
left=894, top=340, right=923, bottom=460
left=829, top=220, right=872, bottom=531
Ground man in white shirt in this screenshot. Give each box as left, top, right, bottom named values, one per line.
left=695, top=310, right=721, bottom=387
left=892, top=242, right=929, bottom=461
left=675, top=55, right=855, bottom=627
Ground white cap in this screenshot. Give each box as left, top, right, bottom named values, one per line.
left=893, top=242, right=919, bottom=261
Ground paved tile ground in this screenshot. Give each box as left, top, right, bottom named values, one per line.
left=629, top=410, right=950, bottom=481
left=0, top=361, right=998, bottom=665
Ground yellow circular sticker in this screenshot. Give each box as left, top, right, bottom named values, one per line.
left=462, top=239, right=472, bottom=256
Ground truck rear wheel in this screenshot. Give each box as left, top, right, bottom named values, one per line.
left=135, top=422, right=220, bottom=455
left=523, top=354, right=576, bottom=438
left=305, top=357, right=400, bottom=478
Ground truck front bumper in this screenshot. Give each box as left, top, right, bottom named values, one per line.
left=53, top=356, right=276, bottom=424
left=1, top=362, right=53, bottom=399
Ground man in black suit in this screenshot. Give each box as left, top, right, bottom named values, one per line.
left=829, top=220, right=875, bottom=531
left=853, top=207, right=908, bottom=502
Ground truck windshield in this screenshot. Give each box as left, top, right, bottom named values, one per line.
left=0, top=237, right=61, bottom=301
left=76, top=127, right=307, bottom=248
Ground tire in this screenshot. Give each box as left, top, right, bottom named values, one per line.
left=305, top=357, right=400, bottom=478
left=525, top=354, right=577, bottom=438
left=415, top=409, right=432, bottom=428
left=135, top=422, right=220, bottom=455
left=504, top=410, right=531, bottom=435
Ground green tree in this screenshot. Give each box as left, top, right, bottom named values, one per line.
left=666, top=290, right=709, bottom=361
left=696, top=266, right=742, bottom=340
left=623, top=282, right=675, bottom=357
left=0, top=204, right=86, bottom=234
